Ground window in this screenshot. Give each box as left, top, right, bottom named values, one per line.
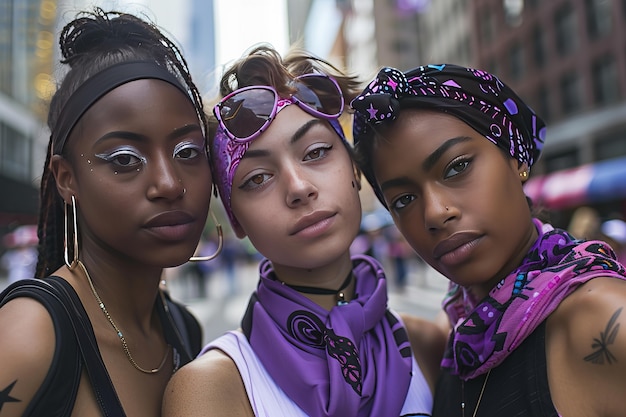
left=534, top=84, right=551, bottom=122
left=487, top=59, right=501, bottom=79
left=526, top=0, right=540, bottom=8
left=457, top=37, right=471, bottom=65
left=532, top=26, right=546, bottom=68
left=554, top=4, right=578, bottom=56
left=545, top=149, right=579, bottom=173
left=560, top=72, right=582, bottom=114
left=586, top=0, right=612, bottom=38
left=480, top=8, right=496, bottom=45
left=504, top=0, right=524, bottom=26
left=595, top=132, right=626, bottom=160
left=0, top=122, right=31, bottom=181
left=509, top=42, right=524, bottom=80
left=592, top=55, right=620, bottom=105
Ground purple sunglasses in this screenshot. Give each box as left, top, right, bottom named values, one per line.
left=213, top=73, right=344, bottom=142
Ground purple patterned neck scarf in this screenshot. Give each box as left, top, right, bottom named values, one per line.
left=442, top=218, right=626, bottom=380
left=242, top=255, right=413, bottom=416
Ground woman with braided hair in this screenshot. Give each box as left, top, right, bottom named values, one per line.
left=0, top=9, right=217, bottom=416
left=351, top=64, right=626, bottom=416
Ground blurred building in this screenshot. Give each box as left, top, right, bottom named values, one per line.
left=468, top=0, right=626, bottom=225
left=0, top=0, right=55, bottom=231
left=290, top=0, right=626, bottom=226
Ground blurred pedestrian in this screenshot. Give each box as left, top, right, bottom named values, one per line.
left=601, top=218, right=626, bottom=263
left=387, top=226, right=413, bottom=292
left=220, top=237, right=240, bottom=295
left=352, top=64, right=626, bottom=416
left=0, top=225, right=38, bottom=286
left=568, top=206, right=602, bottom=240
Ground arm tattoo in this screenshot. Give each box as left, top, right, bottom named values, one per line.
left=584, top=307, right=622, bottom=365
left=0, top=380, right=20, bottom=411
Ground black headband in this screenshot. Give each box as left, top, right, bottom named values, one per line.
left=52, top=60, right=190, bottom=155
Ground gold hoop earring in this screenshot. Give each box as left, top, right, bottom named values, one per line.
left=64, top=195, right=79, bottom=270
left=189, top=211, right=223, bottom=262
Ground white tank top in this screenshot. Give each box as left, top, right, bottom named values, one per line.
left=202, top=330, right=433, bottom=416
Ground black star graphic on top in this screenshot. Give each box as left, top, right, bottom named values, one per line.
left=0, top=380, right=21, bottom=411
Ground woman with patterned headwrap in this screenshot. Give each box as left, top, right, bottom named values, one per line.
left=351, top=64, right=626, bottom=417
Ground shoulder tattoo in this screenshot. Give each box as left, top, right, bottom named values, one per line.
left=0, top=380, right=20, bottom=411
left=584, top=307, right=622, bottom=365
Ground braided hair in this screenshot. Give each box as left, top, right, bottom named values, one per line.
left=36, top=8, right=208, bottom=277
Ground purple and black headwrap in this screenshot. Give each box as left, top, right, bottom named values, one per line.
left=351, top=64, right=547, bottom=206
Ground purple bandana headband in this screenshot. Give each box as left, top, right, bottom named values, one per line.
left=212, top=98, right=347, bottom=230
left=351, top=64, right=547, bottom=205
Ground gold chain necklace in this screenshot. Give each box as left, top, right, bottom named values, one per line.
left=77, top=261, right=170, bottom=374
left=461, top=369, right=491, bottom=417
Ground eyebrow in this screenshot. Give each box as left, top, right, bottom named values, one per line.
left=380, top=135, right=473, bottom=193
left=241, top=118, right=325, bottom=160
left=95, top=124, right=202, bottom=145
left=291, top=119, right=324, bottom=145
left=421, top=135, right=472, bottom=172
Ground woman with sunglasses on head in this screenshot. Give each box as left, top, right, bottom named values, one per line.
left=162, top=45, right=446, bottom=417
left=0, top=9, right=217, bottom=416
left=351, top=64, right=626, bottom=416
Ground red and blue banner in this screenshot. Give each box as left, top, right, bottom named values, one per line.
left=524, top=156, right=626, bottom=209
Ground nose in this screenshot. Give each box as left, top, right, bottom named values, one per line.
left=284, top=164, right=318, bottom=208
left=422, top=184, right=455, bottom=231
left=146, top=153, right=185, bottom=201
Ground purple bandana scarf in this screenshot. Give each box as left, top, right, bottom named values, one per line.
left=350, top=64, right=546, bottom=206
left=242, top=255, right=413, bottom=417
left=442, top=218, right=626, bottom=380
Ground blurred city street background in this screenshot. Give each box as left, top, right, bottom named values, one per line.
left=3, top=0, right=626, bottom=340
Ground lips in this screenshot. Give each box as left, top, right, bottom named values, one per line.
left=289, top=210, right=336, bottom=236
left=433, top=231, right=483, bottom=260
left=144, top=211, right=195, bottom=228
left=143, top=211, right=196, bottom=241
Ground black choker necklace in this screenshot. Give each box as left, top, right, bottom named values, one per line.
left=283, top=271, right=354, bottom=305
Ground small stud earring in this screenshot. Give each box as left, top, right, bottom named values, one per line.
left=520, top=171, right=529, bottom=179
left=445, top=206, right=449, bottom=211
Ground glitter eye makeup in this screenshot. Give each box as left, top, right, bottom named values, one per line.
left=95, top=146, right=147, bottom=169
left=173, top=141, right=203, bottom=160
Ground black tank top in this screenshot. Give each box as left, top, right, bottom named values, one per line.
left=432, top=321, right=560, bottom=417
left=0, top=277, right=202, bottom=416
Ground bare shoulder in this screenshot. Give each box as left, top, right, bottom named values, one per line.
left=551, top=276, right=626, bottom=332
left=547, top=277, right=626, bottom=417
left=0, top=297, right=55, bottom=417
left=162, top=348, right=253, bottom=417
left=397, top=312, right=447, bottom=393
